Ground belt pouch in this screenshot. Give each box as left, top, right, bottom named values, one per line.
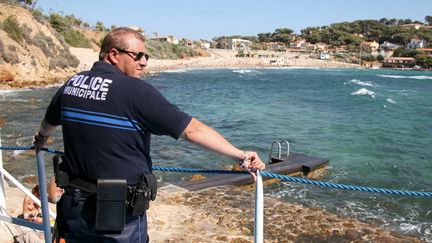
left=95, top=179, right=127, bottom=232
left=130, top=188, right=149, bottom=216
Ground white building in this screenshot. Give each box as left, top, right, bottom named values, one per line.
left=228, top=38, right=252, bottom=51
left=379, top=41, right=400, bottom=50
left=290, top=39, right=308, bottom=49
left=407, top=39, right=426, bottom=49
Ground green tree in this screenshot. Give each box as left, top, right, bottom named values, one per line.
left=48, top=13, right=91, bottom=48
left=49, top=13, right=68, bottom=33
left=425, top=16, right=432, bottom=25
left=272, top=28, right=294, bottom=43
left=95, top=21, right=105, bottom=32
left=425, top=57, right=432, bottom=69
left=257, top=32, right=272, bottom=42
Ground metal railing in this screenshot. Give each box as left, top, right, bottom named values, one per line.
left=0, top=130, right=53, bottom=243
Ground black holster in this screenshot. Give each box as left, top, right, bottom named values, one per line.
left=127, top=173, right=157, bottom=216
left=95, top=179, right=127, bottom=232
left=53, top=155, right=70, bottom=188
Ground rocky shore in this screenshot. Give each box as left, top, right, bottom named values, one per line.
left=1, top=181, right=423, bottom=242
left=148, top=185, right=423, bottom=242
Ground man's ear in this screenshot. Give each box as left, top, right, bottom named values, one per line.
left=107, top=48, right=119, bottom=65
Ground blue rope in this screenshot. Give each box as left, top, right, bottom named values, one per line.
left=1, top=146, right=432, bottom=198
left=152, top=166, right=432, bottom=197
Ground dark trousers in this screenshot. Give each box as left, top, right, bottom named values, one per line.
left=57, top=192, right=148, bottom=243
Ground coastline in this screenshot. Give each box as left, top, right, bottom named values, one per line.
left=0, top=48, right=360, bottom=90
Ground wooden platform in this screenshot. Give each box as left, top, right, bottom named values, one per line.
left=176, top=152, right=329, bottom=191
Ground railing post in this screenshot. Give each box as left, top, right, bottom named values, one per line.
left=35, top=151, right=51, bottom=243
left=0, top=128, right=6, bottom=218
left=254, top=170, right=263, bottom=243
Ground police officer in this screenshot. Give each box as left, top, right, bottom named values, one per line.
left=34, top=27, right=265, bottom=242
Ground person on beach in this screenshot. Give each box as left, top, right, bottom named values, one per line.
left=21, top=185, right=43, bottom=224
left=33, top=27, right=265, bottom=242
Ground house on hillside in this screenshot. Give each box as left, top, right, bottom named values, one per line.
left=379, top=41, right=400, bottom=50
left=382, top=57, right=416, bottom=68
left=150, top=35, right=179, bottom=45
left=262, top=42, right=285, bottom=51
left=289, top=39, right=308, bottom=50
left=360, top=41, right=379, bottom=52
left=197, top=40, right=211, bottom=49
left=407, top=39, right=426, bottom=49
left=379, top=41, right=401, bottom=57
left=228, top=38, right=252, bottom=51
left=400, top=23, right=423, bottom=30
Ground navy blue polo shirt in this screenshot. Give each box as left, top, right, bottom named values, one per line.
left=45, top=61, right=192, bottom=185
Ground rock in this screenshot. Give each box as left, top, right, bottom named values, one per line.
left=22, top=175, right=38, bottom=185
left=216, top=235, right=228, bottom=241
left=0, top=117, right=6, bottom=127
left=0, top=68, right=14, bottom=82
left=189, top=174, right=206, bottom=181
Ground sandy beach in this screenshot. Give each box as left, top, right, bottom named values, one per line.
left=69, top=47, right=360, bottom=75
left=0, top=48, right=360, bottom=90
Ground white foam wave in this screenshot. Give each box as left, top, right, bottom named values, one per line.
left=13, top=150, right=24, bottom=157
left=162, top=69, right=188, bottom=73
left=378, top=75, right=432, bottom=80
left=232, top=69, right=254, bottom=74
left=386, top=98, right=397, bottom=104
left=351, top=88, right=376, bottom=98
left=0, top=88, right=31, bottom=95
left=350, top=79, right=375, bottom=87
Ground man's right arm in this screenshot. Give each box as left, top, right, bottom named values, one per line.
left=180, top=117, right=266, bottom=177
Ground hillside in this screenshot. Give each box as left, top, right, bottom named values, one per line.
left=0, top=2, right=204, bottom=89
left=0, top=3, right=83, bottom=88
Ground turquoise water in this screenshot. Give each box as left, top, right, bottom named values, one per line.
left=1, top=68, right=431, bottom=241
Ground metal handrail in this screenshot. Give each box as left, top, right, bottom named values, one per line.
left=36, top=151, right=51, bottom=243
left=254, top=170, right=263, bottom=243
left=268, top=140, right=282, bottom=162
left=268, top=139, right=290, bottom=162
left=0, top=169, right=56, bottom=219
left=282, top=139, right=290, bottom=156
left=0, top=130, right=53, bottom=243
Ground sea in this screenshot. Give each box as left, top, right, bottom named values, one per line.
left=1, top=68, right=431, bottom=241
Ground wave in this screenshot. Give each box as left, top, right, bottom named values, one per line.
left=350, top=79, right=375, bottom=87
left=0, top=88, right=31, bottom=95
left=386, top=98, right=397, bottom=104
left=162, top=69, right=188, bottom=73
left=232, top=69, right=256, bottom=74
left=351, top=88, right=376, bottom=98
left=378, top=75, right=432, bottom=80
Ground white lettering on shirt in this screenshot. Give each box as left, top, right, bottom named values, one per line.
left=63, top=75, right=113, bottom=101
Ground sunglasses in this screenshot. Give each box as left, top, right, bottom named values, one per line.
left=116, top=48, right=150, bottom=61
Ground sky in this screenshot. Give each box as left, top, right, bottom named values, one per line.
left=35, top=0, right=432, bottom=40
